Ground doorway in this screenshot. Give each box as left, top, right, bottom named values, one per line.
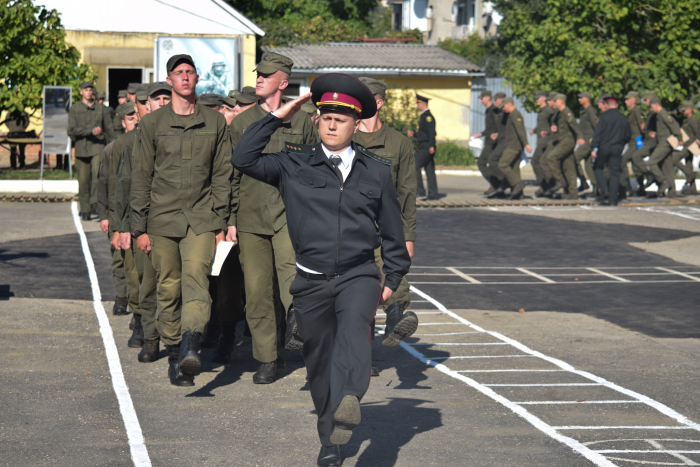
left=107, top=68, right=143, bottom=108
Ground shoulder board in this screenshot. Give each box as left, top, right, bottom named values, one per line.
left=426, top=116, right=433, bottom=122
left=359, top=146, right=391, bottom=166
left=285, top=142, right=316, bottom=155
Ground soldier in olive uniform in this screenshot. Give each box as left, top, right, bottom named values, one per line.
left=112, top=90, right=129, bottom=136
left=115, top=82, right=172, bottom=366
left=97, top=102, right=140, bottom=319
left=530, top=91, right=553, bottom=196
left=228, top=52, right=317, bottom=384
left=497, top=97, right=532, bottom=199
left=355, top=77, right=418, bottom=354
left=68, top=81, right=116, bottom=220
left=646, top=97, right=681, bottom=196
left=130, top=55, right=232, bottom=386
left=219, top=93, right=237, bottom=126
left=97, top=90, right=107, bottom=105
left=127, top=83, right=139, bottom=103
left=473, top=90, right=502, bottom=194
left=620, top=91, right=646, bottom=195
left=231, top=86, right=259, bottom=116
left=408, top=94, right=438, bottom=199
left=638, top=91, right=659, bottom=192
left=4, top=111, right=29, bottom=169
left=546, top=93, right=585, bottom=199
left=574, top=92, right=597, bottom=192
left=675, top=101, right=698, bottom=194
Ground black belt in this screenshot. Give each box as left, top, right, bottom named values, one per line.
left=296, top=269, right=341, bottom=281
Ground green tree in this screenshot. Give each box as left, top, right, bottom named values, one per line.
left=494, top=0, right=700, bottom=110
left=226, top=0, right=420, bottom=46
left=0, top=0, right=97, bottom=122
left=439, top=34, right=505, bottom=77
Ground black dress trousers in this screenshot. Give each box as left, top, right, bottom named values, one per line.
left=415, top=144, right=438, bottom=198
left=594, top=145, right=623, bottom=203
left=291, top=262, right=382, bottom=446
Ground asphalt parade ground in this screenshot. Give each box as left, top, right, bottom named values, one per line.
left=1, top=198, right=700, bottom=466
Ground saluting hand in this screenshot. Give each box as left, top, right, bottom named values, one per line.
left=274, top=93, right=312, bottom=121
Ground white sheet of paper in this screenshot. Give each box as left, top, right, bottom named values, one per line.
left=210, top=241, right=234, bottom=276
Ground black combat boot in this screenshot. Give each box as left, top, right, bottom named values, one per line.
left=509, top=182, right=525, bottom=200
left=166, top=344, right=193, bottom=387
left=81, top=212, right=91, bottom=221
left=635, top=175, right=647, bottom=196
left=317, top=445, right=342, bottom=466
left=91, top=203, right=99, bottom=216
left=382, top=302, right=418, bottom=348
left=643, top=173, right=656, bottom=188
left=177, top=331, right=202, bottom=380
left=212, top=323, right=237, bottom=364
left=578, top=177, right=590, bottom=192
left=284, top=308, right=304, bottom=353
left=201, top=322, right=220, bottom=348
left=253, top=360, right=277, bottom=384
left=129, top=315, right=135, bottom=330
left=113, top=296, right=128, bottom=315
left=138, top=339, right=160, bottom=363
left=127, top=314, right=144, bottom=348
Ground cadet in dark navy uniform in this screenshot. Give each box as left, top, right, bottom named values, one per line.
left=231, top=73, right=410, bottom=467
left=408, top=94, right=438, bottom=199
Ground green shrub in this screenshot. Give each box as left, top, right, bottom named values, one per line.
left=434, top=141, right=476, bottom=166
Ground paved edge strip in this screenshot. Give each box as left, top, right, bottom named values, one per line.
left=402, top=285, right=700, bottom=466
left=71, top=201, right=152, bottom=467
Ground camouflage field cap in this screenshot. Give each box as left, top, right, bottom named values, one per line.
left=117, top=90, right=128, bottom=98
left=479, top=90, right=492, bottom=99
left=254, top=52, right=293, bottom=75
left=502, top=97, right=515, bottom=105
left=578, top=91, right=592, bottom=99
left=359, top=77, right=388, bottom=99
left=534, top=90, right=547, bottom=99
left=494, top=92, right=506, bottom=99
left=135, top=83, right=149, bottom=102
left=232, top=86, right=259, bottom=105
left=122, top=102, right=136, bottom=115
left=147, top=82, right=172, bottom=97
left=80, top=81, right=94, bottom=89
left=127, top=83, right=139, bottom=94
left=198, top=93, right=224, bottom=107
left=554, top=93, right=567, bottom=101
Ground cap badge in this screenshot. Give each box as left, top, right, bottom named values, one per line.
left=332, top=92, right=338, bottom=100
left=263, top=55, right=268, bottom=61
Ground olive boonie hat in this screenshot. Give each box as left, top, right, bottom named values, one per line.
left=80, top=81, right=94, bottom=89
left=311, top=73, right=377, bottom=119
left=122, top=102, right=136, bottom=115
left=578, top=91, right=592, bottom=99
left=135, top=83, right=149, bottom=102
left=624, top=91, right=640, bottom=99
left=198, top=93, right=224, bottom=107
left=232, top=87, right=258, bottom=105
left=554, top=93, right=567, bottom=101
left=359, top=77, right=388, bottom=99
left=127, top=83, right=139, bottom=94
left=479, top=90, right=492, bottom=99
left=494, top=92, right=506, bottom=99
left=534, top=90, right=547, bottom=99
left=117, top=90, right=128, bottom=98
left=254, top=52, right=293, bottom=75
left=147, top=81, right=172, bottom=97
left=167, top=54, right=196, bottom=72
left=502, top=97, right=515, bottom=105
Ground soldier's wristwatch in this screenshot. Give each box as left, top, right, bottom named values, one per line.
left=132, top=230, right=145, bottom=238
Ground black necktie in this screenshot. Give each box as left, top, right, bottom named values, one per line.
left=330, top=155, right=343, bottom=182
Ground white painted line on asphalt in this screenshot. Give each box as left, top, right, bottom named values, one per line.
left=516, top=268, right=556, bottom=283
left=596, top=450, right=700, bottom=454
left=656, top=267, right=700, bottom=282
left=429, top=355, right=535, bottom=361
left=486, top=383, right=602, bottom=387
left=445, top=267, right=482, bottom=284
left=514, top=400, right=642, bottom=405
left=406, top=285, right=700, bottom=466
left=416, top=331, right=485, bottom=336
left=415, top=322, right=464, bottom=326
left=587, top=268, right=631, bottom=282
left=409, top=342, right=507, bottom=346
left=411, top=279, right=698, bottom=285
left=71, top=202, right=151, bottom=467
left=555, top=426, right=694, bottom=430
left=456, top=369, right=565, bottom=373
left=635, top=206, right=700, bottom=221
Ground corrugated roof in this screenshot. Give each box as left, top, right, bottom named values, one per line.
left=263, top=43, right=483, bottom=77
left=40, top=0, right=264, bottom=36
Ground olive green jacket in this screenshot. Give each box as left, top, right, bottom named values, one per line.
left=105, top=130, right=132, bottom=232
left=535, top=105, right=553, bottom=144
left=578, top=105, right=598, bottom=142
left=112, top=103, right=126, bottom=136
left=504, top=109, right=529, bottom=151
left=96, top=142, right=114, bottom=223
left=130, top=103, right=232, bottom=237
left=354, top=122, right=417, bottom=242
left=643, top=111, right=658, bottom=151
left=68, top=101, right=116, bottom=157
left=114, top=129, right=139, bottom=232
left=553, top=106, right=583, bottom=145
left=655, top=109, right=682, bottom=148
left=628, top=106, right=645, bottom=138
left=229, top=104, right=317, bottom=235
left=682, top=114, right=698, bottom=145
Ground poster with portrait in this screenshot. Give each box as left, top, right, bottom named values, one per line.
left=154, top=37, right=237, bottom=96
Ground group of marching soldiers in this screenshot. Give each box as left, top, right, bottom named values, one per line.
left=474, top=89, right=699, bottom=201
left=88, top=52, right=420, bottom=396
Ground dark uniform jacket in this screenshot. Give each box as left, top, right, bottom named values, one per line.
left=655, top=109, right=682, bottom=149
left=354, top=123, right=417, bottom=242
left=578, top=105, right=598, bottom=143
left=97, top=142, right=114, bottom=222
left=114, top=129, right=139, bottom=232
left=628, top=106, right=645, bottom=138
left=416, top=109, right=436, bottom=149
left=229, top=104, right=318, bottom=235
left=591, top=108, right=631, bottom=152
left=68, top=101, right=116, bottom=157
left=130, top=103, right=232, bottom=237
left=535, top=105, right=553, bottom=144
left=504, top=109, right=529, bottom=150
left=232, top=113, right=410, bottom=291
left=643, top=111, right=658, bottom=150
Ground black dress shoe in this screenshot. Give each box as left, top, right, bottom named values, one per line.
left=382, top=302, right=418, bottom=348
left=330, top=395, right=361, bottom=445
left=178, top=331, right=202, bottom=379
left=127, top=314, right=144, bottom=348
left=138, top=339, right=160, bottom=363
left=253, top=361, right=277, bottom=384
left=113, top=296, right=128, bottom=315
left=317, top=445, right=342, bottom=466
left=166, top=344, right=194, bottom=387
left=284, top=308, right=304, bottom=353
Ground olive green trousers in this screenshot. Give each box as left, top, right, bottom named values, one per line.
left=76, top=155, right=100, bottom=214
left=132, top=245, right=158, bottom=341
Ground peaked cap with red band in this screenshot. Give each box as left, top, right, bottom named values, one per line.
left=311, top=73, right=377, bottom=119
